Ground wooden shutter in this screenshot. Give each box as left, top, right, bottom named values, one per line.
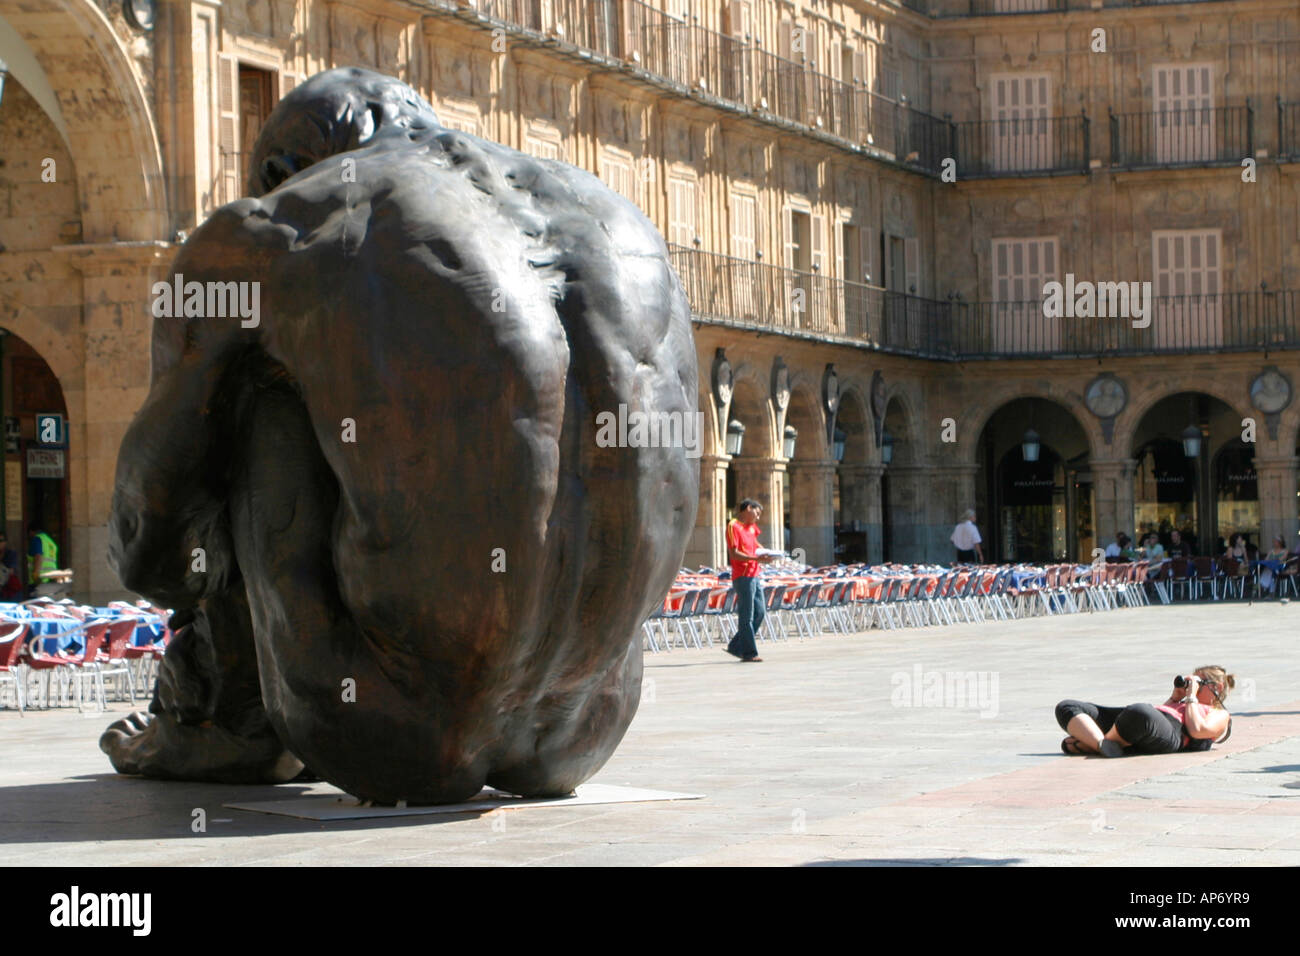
left=811, top=213, right=825, bottom=272
left=1153, top=230, right=1220, bottom=297
left=1153, top=64, right=1214, bottom=163
left=668, top=177, right=695, bottom=247
left=904, top=236, right=920, bottom=295
left=730, top=192, right=756, bottom=260
left=991, top=237, right=1057, bottom=302
left=217, top=54, right=240, bottom=207
left=725, top=0, right=752, bottom=37
left=783, top=206, right=795, bottom=269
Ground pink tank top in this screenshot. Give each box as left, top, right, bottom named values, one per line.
left=1154, top=700, right=1211, bottom=749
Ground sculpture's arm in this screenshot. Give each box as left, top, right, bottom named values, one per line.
left=110, top=203, right=279, bottom=605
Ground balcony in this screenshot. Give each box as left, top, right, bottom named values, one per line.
left=1280, top=100, right=1300, bottom=160
left=947, top=292, right=1300, bottom=357
left=1109, top=104, right=1253, bottom=169
left=952, top=113, right=1090, bottom=176
left=940, top=0, right=1233, bottom=14
left=962, top=0, right=1067, bottom=14
left=668, top=245, right=953, bottom=356
left=454, top=0, right=950, bottom=173
left=669, top=247, right=1300, bottom=359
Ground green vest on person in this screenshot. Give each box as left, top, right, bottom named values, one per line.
left=30, top=531, right=58, bottom=581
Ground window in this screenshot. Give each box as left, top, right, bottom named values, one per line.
left=991, top=237, right=1059, bottom=352
left=839, top=221, right=873, bottom=336
left=1152, top=229, right=1222, bottom=348
left=989, top=73, right=1052, bottom=171
left=667, top=176, right=696, bottom=247
left=728, top=191, right=759, bottom=321
left=439, top=104, right=480, bottom=136
left=784, top=208, right=827, bottom=330
left=1152, top=64, right=1215, bottom=163
left=239, top=67, right=274, bottom=170
left=525, top=136, right=561, bottom=161
left=600, top=151, right=637, bottom=206
left=992, top=237, right=1057, bottom=304
left=216, top=60, right=277, bottom=208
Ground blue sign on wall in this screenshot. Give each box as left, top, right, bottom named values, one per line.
left=35, top=413, right=66, bottom=448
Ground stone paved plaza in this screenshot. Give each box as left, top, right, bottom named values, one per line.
left=2, top=601, right=1299, bottom=867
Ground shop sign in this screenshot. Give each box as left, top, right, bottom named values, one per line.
left=27, top=448, right=65, bottom=479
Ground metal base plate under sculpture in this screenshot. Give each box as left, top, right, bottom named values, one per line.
left=225, top=784, right=704, bottom=821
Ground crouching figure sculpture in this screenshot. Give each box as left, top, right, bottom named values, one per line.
left=100, top=68, right=698, bottom=804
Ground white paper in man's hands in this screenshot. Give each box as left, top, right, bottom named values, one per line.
left=755, top=548, right=786, bottom=557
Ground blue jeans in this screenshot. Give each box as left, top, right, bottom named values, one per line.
left=728, top=576, right=765, bottom=658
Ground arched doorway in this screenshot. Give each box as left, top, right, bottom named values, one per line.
left=977, top=397, right=1090, bottom=563
left=1131, top=391, right=1246, bottom=555
left=0, top=329, right=70, bottom=591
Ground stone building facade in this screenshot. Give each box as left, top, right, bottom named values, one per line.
left=0, top=0, right=1296, bottom=600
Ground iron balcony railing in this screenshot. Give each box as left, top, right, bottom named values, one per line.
left=469, top=0, right=950, bottom=172
left=945, top=292, right=1300, bottom=357
left=942, top=0, right=1232, bottom=14
left=1280, top=99, right=1300, bottom=159
left=1110, top=103, right=1253, bottom=169
left=953, top=113, right=1090, bottom=176
left=667, top=245, right=954, bottom=356
left=668, top=247, right=1300, bottom=359
left=963, top=0, right=1066, bottom=14
left=641, top=20, right=753, bottom=101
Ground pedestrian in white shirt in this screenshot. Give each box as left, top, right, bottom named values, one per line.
left=951, top=510, right=984, bottom=564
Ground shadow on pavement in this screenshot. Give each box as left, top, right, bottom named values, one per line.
left=0, top=774, right=491, bottom=843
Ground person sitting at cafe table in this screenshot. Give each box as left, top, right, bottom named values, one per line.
left=1143, top=533, right=1165, bottom=562
left=1104, top=532, right=1125, bottom=560
left=1258, top=536, right=1288, bottom=594
left=1166, top=529, right=1194, bottom=558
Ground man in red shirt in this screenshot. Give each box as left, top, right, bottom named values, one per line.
left=726, top=499, right=776, bottom=662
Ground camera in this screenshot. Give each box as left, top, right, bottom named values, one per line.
left=1174, top=675, right=1197, bottom=688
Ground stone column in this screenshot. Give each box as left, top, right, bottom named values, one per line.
left=926, top=463, right=979, bottom=563
left=1254, top=456, right=1299, bottom=549
left=1090, top=458, right=1138, bottom=547
left=686, top=453, right=731, bottom=570
left=882, top=463, right=928, bottom=563
left=787, top=459, right=837, bottom=566
left=731, top=457, right=784, bottom=551
left=156, top=0, right=223, bottom=234
left=55, top=241, right=172, bottom=605
left=840, top=463, right=883, bottom=564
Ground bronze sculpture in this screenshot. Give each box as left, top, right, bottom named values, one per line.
left=100, top=68, right=699, bottom=804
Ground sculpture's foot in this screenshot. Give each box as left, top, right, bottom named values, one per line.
left=100, top=710, right=303, bottom=785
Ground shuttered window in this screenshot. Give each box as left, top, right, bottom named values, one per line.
left=667, top=176, right=696, bottom=247
left=1153, top=64, right=1215, bottom=163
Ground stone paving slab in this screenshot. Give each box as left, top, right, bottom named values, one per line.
left=2, top=600, right=1299, bottom=866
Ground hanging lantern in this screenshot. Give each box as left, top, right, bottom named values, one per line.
left=1021, top=427, right=1041, bottom=463
left=725, top=419, right=745, bottom=457
left=783, top=425, right=798, bottom=460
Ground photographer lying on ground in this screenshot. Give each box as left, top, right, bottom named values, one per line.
left=1056, top=666, right=1234, bottom=756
